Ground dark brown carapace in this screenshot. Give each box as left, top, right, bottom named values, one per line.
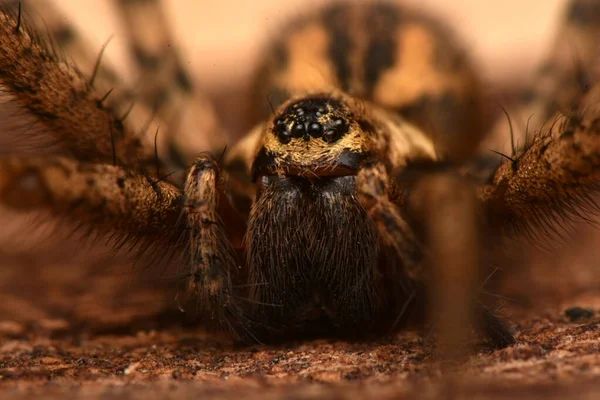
left=2, top=0, right=600, bottom=354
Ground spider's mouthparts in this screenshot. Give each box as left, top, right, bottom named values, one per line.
left=251, top=147, right=367, bottom=181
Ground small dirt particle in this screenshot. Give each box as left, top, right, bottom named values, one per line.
left=565, top=307, right=594, bottom=322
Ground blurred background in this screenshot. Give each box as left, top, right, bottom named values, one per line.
left=44, top=0, right=571, bottom=148
left=52, top=0, right=567, bottom=93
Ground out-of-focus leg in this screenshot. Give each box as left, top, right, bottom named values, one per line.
left=482, top=0, right=600, bottom=161
left=410, top=172, right=514, bottom=356
left=0, top=155, right=183, bottom=242
left=114, top=0, right=226, bottom=167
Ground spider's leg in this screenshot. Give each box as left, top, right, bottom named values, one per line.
left=183, top=154, right=252, bottom=339
left=0, top=6, right=158, bottom=169
left=113, top=0, right=224, bottom=167
left=357, top=162, right=514, bottom=351
left=21, top=0, right=128, bottom=99
left=409, top=171, right=515, bottom=354
left=19, top=0, right=203, bottom=178
left=0, top=155, right=183, bottom=244
left=356, top=162, right=421, bottom=278
left=484, top=0, right=600, bottom=158
left=19, top=0, right=159, bottom=137
left=480, top=83, right=600, bottom=241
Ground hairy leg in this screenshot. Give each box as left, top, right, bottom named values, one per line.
left=0, top=155, right=183, bottom=243
left=20, top=0, right=166, bottom=158
left=21, top=0, right=129, bottom=98
left=483, top=0, right=600, bottom=159
left=480, top=83, right=600, bottom=240
left=0, top=5, right=160, bottom=168
left=480, top=1, right=600, bottom=240
left=357, top=162, right=514, bottom=350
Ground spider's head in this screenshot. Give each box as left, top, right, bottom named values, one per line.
left=250, top=94, right=375, bottom=181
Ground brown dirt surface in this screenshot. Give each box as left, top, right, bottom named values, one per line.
left=2, top=236, right=600, bottom=400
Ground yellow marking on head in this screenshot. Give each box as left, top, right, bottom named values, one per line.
left=252, top=93, right=372, bottom=176
left=261, top=123, right=371, bottom=169
left=251, top=92, right=438, bottom=177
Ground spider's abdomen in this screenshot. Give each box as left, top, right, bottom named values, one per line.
left=251, top=1, right=484, bottom=162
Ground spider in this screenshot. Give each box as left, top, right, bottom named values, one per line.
left=0, top=0, right=598, bottom=355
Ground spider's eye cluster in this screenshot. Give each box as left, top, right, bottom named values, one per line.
left=273, top=98, right=349, bottom=144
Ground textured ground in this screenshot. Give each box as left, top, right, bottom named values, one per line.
left=1, top=235, right=600, bottom=400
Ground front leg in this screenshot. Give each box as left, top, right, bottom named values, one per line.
left=409, top=171, right=515, bottom=354
left=356, top=162, right=514, bottom=353
left=183, top=155, right=252, bottom=340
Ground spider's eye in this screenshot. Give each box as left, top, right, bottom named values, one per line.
left=273, top=118, right=292, bottom=143
left=307, top=122, right=322, bottom=137
left=322, top=119, right=348, bottom=143
left=292, top=122, right=305, bottom=137
left=272, top=96, right=350, bottom=144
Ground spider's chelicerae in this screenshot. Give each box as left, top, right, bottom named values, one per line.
left=0, top=0, right=598, bottom=353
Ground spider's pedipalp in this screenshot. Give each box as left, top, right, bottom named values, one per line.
left=0, top=155, right=184, bottom=244
left=356, top=162, right=421, bottom=279
left=357, top=162, right=515, bottom=352
left=183, top=155, right=249, bottom=337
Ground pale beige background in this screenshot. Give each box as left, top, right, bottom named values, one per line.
left=49, top=0, right=568, bottom=93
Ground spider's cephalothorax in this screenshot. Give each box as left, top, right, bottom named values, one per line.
left=2, top=0, right=600, bottom=353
